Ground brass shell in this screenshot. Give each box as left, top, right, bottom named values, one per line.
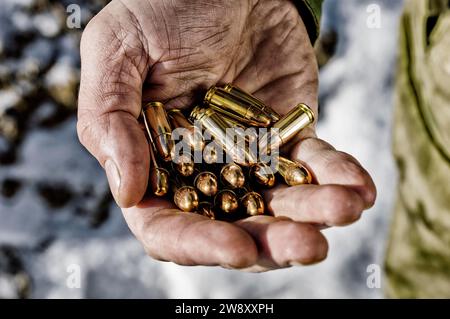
left=173, top=153, right=195, bottom=177
left=149, top=167, right=170, bottom=197
left=168, top=109, right=205, bottom=152
left=220, top=163, right=246, bottom=189
left=194, top=171, right=218, bottom=197
left=143, top=102, right=175, bottom=161
left=214, top=189, right=239, bottom=214
left=190, top=106, right=257, bottom=166
left=241, top=192, right=265, bottom=216
left=258, top=103, right=315, bottom=153
left=223, top=83, right=280, bottom=122
left=249, top=163, right=276, bottom=187
left=204, top=86, right=271, bottom=127
left=174, top=186, right=199, bottom=212
left=277, top=156, right=312, bottom=186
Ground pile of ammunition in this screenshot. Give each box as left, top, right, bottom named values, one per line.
left=141, top=84, right=315, bottom=221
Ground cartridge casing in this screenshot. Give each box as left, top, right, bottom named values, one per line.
left=223, top=84, right=280, bottom=122
left=277, top=156, right=312, bottom=186
left=149, top=167, right=170, bottom=197
left=143, top=102, right=175, bottom=161
left=204, top=86, right=271, bottom=127
left=143, top=111, right=170, bottom=197
left=190, top=106, right=257, bottom=166
left=221, top=115, right=258, bottom=143
left=258, top=103, right=315, bottom=153
left=168, top=109, right=205, bottom=152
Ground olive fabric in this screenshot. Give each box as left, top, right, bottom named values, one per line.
left=385, top=0, right=450, bottom=298
left=295, top=0, right=323, bottom=44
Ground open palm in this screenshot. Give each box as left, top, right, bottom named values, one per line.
left=77, top=0, right=376, bottom=272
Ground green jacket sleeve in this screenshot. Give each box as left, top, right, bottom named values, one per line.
left=294, top=0, right=323, bottom=44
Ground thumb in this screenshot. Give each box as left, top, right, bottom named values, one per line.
left=77, top=10, right=151, bottom=208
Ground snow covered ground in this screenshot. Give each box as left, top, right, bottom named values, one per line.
left=0, top=0, right=404, bottom=298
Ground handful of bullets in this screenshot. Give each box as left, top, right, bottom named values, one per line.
left=141, top=84, right=315, bottom=221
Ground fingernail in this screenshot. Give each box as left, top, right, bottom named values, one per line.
left=105, top=159, right=121, bottom=202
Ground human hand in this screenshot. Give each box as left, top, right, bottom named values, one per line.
left=77, top=0, right=376, bottom=271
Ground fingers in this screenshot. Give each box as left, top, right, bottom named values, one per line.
left=235, top=216, right=328, bottom=271
left=264, top=184, right=365, bottom=226
left=291, top=138, right=377, bottom=208
left=262, top=137, right=376, bottom=226
left=122, top=198, right=258, bottom=268
left=77, top=4, right=152, bottom=208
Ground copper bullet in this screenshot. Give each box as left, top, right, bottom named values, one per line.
left=220, top=163, right=246, bottom=189
left=190, top=106, right=257, bottom=166
left=214, top=189, right=239, bottom=214
left=167, top=108, right=205, bottom=152
left=172, top=153, right=195, bottom=177
left=142, top=110, right=170, bottom=197
left=277, top=156, right=312, bottom=186
left=173, top=185, right=199, bottom=212
left=197, top=202, right=216, bottom=220
left=223, top=83, right=280, bottom=122
left=204, top=86, right=272, bottom=127
left=241, top=191, right=265, bottom=216
left=194, top=171, right=218, bottom=197
left=259, top=103, right=315, bottom=154
left=143, top=102, right=175, bottom=161
left=249, top=162, right=276, bottom=188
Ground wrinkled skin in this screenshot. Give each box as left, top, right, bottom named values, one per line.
left=77, top=0, right=376, bottom=272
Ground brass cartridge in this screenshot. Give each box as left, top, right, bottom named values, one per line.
left=143, top=102, right=175, bottom=161
left=214, top=189, right=239, bottom=214
left=190, top=106, right=257, bottom=166
left=220, top=163, right=246, bottom=189
left=223, top=83, right=280, bottom=122
left=148, top=152, right=170, bottom=197
left=277, top=156, right=312, bottom=186
left=173, top=185, right=199, bottom=212
left=172, top=153, right=195, bottom=177
left=194, top=171, right=218, bottom=197
left=241, top=191, right=265, bottom=216
left=249, top=162, right=276, bottom=187
left=221, top=115, right=258, bottom=143
left=204, top=86, right=271, bottom=127
left=167, top=108, right=205, bottom=152
left=258, top=103, right=315, bottom=154
left=142, top=110, right=170, bottom=197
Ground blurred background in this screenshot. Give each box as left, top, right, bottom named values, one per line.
left=0, top=0, right=404, bottom=298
